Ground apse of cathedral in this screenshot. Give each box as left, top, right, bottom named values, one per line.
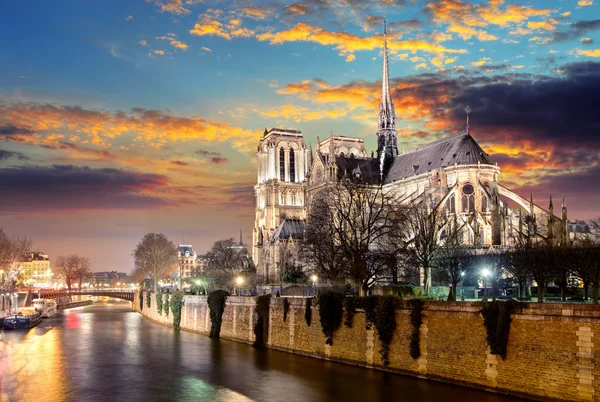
left=252, top=21, right=569, bottom=284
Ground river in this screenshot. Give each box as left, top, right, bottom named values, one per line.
left=0, top=300, right=521, bottom=402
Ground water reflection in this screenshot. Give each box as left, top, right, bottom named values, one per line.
left=0, top=301, right=521, bottom=402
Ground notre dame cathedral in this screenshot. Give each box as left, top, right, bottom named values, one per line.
left=252, top=23, right=570, bottom=285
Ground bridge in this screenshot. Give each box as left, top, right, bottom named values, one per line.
left=38, top=290, right=134, bottom=302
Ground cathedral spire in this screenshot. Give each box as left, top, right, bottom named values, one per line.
left=377, top=17, right=397, bottom=159
left=464, top=104, right=471, bottom=135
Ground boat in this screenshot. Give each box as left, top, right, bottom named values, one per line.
left=4, top=307, right=42, bottom=329
left=32, top=298, right=58, bottom=318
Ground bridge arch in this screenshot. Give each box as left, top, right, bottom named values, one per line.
left=38, top=290, right=134, bottom=302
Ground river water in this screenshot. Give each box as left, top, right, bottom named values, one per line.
left=0, top=300, right=521, bottom=402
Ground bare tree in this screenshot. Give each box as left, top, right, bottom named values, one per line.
left=433, top=217, right=470, bottom=301
left=0, top=228, right=32, bottom=292
left=307, top=179, right=403, bottom=295
left=54, top=255, right=81, bottom=291
left=133, top=233, right=178, bottom=291
left=204, top=238, right=248, bottom=290
left=74, top=256, right=92, bottom=289
left=397, top=197, right=448, bottom=295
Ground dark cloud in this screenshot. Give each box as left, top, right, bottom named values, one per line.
left=388, top=62, right=600, bottom=152
left=0, top=165, right=170, bottom=212
left=284, top=3, right=314, bottom=17
left=514, top=165, right=600, bottom=219
left=195, top=149, right=228, bottom=164
left=551, top=19, right=600, bottom=43
left=389, top=19, right=424, bottom=31
left=0, top=124, right=36, bottom=136
left=217, top=182, right=255, bottom=210
left=171, top=160, right=189, bottom=166
left=0, top=149, right=30, bottom=161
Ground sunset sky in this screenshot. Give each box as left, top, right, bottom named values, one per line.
left=1, top=0, right=599, bottom=272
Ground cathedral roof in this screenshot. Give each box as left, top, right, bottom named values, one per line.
left=271, top=218, right=305, bottom=242
left=384, top=133, right=494, bottom=183
left=336, top=156, right=381, bottom=183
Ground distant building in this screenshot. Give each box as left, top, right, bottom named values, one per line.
left=570, top=220, right=591, bottom=241
left=21, top=252, right=52, bottom=285
left=178, top=245, right=201, bottom=279
left=92, top=271, right=131, bottom=287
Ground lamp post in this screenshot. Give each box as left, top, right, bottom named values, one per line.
left=481, top=268, right=490, bottom=299
left=236, top=276, right=244, bottom=296
left=311, top=275, right=318, bottom=296
left=459, top=271, right=465, bottom=301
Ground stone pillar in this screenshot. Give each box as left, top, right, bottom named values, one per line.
left=577, top=326, right=594, bottom=401
left=233, top=304, right=237, bottom=337
left=366, top=327, right=374, bottom=367
left=289, top=308, right=295, bottom=348
left=284, top=149, right=290, bottom=182
left=417, top=317, right=428, bottom=375
left=485, top=351, right=499, bottom=388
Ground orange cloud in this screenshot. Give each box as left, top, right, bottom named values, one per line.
left=527, top=19, right=558, bottom=31
left=260, top=105, right=347, bottom=122
left=576, top=48, right=600, bottom=57
left=155, top=0, right=191, bottom=15
left=156, top=34, right=189, bottom=50
left=0, top=103, right=262, bottom=152
left=256, top=23, right=466, bottom=59
left=190, top=16, right=232, bottom=40
left=428, top=0, right=554, bottom=42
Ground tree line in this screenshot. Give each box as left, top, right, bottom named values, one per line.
left=300, top=178, right=600, bottom=302
left=0, top=227, right=93, bottom=292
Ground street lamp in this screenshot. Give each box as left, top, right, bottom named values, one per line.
left=311, top=275, right=318, bottom=295
left=236, top=276, right=244, bottom=296
left=481, top=268, right=490, bottom=299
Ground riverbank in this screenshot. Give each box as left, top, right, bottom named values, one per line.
left=134, top=292, right=600, bottom=402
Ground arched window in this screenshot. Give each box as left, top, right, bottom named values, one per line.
left=450, top=196, right=456, bottom=213
left=482, top=197, right=488, bottom=212
left=289, top=149, right=295, bottom=183
left=469, top=195, right=475, bottom=212
left=280, top=191, right=286, bottom=205
left=291, top=192, right=296, bottom=205
left=462, top=195, right=468, bottom=212
left=279, top=148, right=285, bottom=181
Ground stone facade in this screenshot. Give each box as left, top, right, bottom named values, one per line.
left=252, top=23, right=571, bottom=284
left=135, top=293, right=600, bottom=401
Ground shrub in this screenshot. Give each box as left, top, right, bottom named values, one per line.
left=374, top=296, right=397, bottom=366
left=408, top=299, right=424, bottom=359
left=343, top=296, right=361, bottom=328
left=253, top=295, right=271, bottom=348
left=139, top=291, right=144, bottom=311
left=363, top=296, right=379, bottom=330
left=156, top=291, right=163, bottom=315
left=163, top=294, right=170, bottom=318
left=481, top=300, right=522, bottom=359
left=171, top=292, right=184, bottom=330
left=208, top=290, right=229, bottom=338
left=283, top=298, right=290, bottom=322
left=305, top=298, right=312, bottom=326
left=146, top=291, right=152, bottom=308
left=317, top=290, right=345, bottom=345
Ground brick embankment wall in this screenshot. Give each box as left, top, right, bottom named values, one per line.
left=133, top=293, right=600, bottom=402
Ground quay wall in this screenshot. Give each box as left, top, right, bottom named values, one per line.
left=133, top=292, right=600, bottom=402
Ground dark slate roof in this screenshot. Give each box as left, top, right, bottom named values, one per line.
left=271, top=218, right=305, bottom=241
left=335, top=156, right=381, bottom=183
left=384, top=133, right=494, bottom=184
left=178, top=245, right=195, bottom=257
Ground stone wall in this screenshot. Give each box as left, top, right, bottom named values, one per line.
left=133, top=292, right=600, bottom=401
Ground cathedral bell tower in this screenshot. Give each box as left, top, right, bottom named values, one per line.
left=376, top=19, right=398, bottom=164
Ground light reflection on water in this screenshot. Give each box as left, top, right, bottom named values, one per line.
left=0, top=301, right=521, bottom=402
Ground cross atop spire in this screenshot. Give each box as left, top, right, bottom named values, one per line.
left=464, top=104, right=472, bottom=135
